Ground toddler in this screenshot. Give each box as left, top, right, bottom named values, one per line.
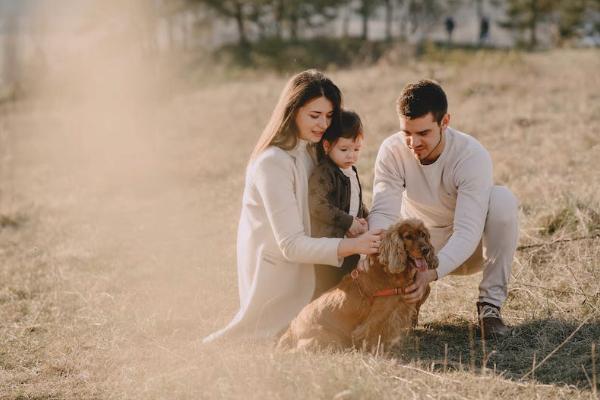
left=309, top=109, right=369, bottom=299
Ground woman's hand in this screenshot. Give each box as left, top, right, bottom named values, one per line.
left=338, top=229, right=383, bottom=258
left=347, top=218, right=368, bottom=237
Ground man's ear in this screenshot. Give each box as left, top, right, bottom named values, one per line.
left=441, top=113, right=450, bottom=129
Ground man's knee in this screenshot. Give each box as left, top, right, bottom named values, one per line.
left=487, top=186, right=518, bottom=228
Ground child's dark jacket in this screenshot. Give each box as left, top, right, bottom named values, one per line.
left=308, top=157, right=369, bottom=277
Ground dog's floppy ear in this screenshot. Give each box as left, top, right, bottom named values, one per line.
left=378, top=224, right=407, bottom=274
left=419, top=222, right=439, bottom=269
left=422, top=226, right=439, bottom=270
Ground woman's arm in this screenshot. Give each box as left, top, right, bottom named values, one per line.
left=337, top=231, right=382, bottom=258
left=254, top=151, right=381, bottom=265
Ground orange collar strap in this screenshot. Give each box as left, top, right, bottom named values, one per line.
left=372, top=287, right=403, bottom=297
left=350, top=269, right=404, bottom=298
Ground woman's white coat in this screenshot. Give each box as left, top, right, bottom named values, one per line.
left=203, top=140, right=341, bottom=342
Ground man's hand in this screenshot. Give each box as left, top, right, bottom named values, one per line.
left=402, top=269, right=438, bottom=304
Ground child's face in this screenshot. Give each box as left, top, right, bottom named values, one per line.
left=323, top=136, right=363, bottom=169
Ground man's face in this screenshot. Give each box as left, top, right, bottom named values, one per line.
left=399, top=112, right=449, bottom=163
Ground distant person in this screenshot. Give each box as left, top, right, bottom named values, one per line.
left=309, top=109, right=369, bottom=299
left=203, top=70, right=382, bottom=343
left=445, top=17, right=455, bottom=44
left=368, top=80, right=519, bottom=339
left=479, top=16, right=490, bottom=45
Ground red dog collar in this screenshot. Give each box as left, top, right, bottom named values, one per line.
left=351, top=269, right=404, bottom=298
left=372, top=287, right=404, bottom=297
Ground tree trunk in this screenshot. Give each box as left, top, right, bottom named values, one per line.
left=360, top=1, right=369, bottom=41
left=529, top=0, right=538, bottom=48
left=398, top=1, right=408, bottom=41
left=289, top=11, right=299, bottom=41
left=384, top=0, right=393, bottom=41
left=234, top=1, right=248, bottom=46
left=342, top=6, right=350, bottom=38
left=253, top=10, right=266, bottom=39
left=274, top=0, right=284, bottom=39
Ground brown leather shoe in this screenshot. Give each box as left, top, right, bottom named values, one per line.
left=477, top=301, right=511, bottom=339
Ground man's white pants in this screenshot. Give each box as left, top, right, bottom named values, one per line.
left=444, top=186, right=519, bottom=308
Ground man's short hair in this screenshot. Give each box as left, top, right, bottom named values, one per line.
left=396, top=79, right=448, bottom=124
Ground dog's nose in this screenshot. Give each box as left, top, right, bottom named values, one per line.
left=421, top=246, right=430, bottom=255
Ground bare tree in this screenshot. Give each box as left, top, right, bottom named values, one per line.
left=355, top=0, right=382, bottom=40
left=406, top=0, right=444, bottom=44
left=191, top=0, right=254, bottom=46
left=383, top=0, right=394, bottom=40
left=500, top=0, right=556, bottom=48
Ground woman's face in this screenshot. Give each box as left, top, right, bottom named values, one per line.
left=295, top=96, right=334, bottom=143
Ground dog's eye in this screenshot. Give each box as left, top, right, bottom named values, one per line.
left=403, top=234, right=414, bottom=240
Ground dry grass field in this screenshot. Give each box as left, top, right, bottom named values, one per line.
left=1, top=48, right=599, bottom=399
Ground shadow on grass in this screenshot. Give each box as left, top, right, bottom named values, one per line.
left=391, top=317, right=600, bottom=389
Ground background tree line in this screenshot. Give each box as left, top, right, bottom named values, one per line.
left=0, top=0, right=599, bottom=92
left=152, top=0, right=600, bottom=49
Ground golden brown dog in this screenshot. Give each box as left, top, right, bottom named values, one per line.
left=277, top=219, right=438, bottom=352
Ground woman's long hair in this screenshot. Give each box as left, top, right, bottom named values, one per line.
left=250, top=69, right=342, bottom=161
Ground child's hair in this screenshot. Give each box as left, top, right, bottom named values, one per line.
left=317, top=109, right=363, bottom=160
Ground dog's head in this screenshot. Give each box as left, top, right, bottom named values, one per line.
left=377, top=219, right=438, bottom=275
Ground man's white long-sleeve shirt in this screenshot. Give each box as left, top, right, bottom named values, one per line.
left=368, top=127, right=493, bottom=278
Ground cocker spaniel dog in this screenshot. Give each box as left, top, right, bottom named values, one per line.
left=277, top=219, right=438, bottom=352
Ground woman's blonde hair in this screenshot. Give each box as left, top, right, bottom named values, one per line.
left=250, top=69, right=342, bottom=161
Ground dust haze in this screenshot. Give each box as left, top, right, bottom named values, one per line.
left=3, top=0, right=253, bottom=394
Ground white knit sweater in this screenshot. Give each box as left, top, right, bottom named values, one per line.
left=368, top=127, right=493, bottom=278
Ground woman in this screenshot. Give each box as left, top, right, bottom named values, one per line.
left=203, top=70, right=382, bottom=343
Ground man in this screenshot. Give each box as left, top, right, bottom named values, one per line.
left=368, top=80, right=519, bottom=339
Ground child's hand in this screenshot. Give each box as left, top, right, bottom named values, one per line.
left=357, top=218, right=368, bottom=230
left=347, top=218, right=368, bottom=237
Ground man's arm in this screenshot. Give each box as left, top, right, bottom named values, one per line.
left=368, top=137, right=406, bottom=231
left=436, top=148, right=493, bottom=278
left=403, top=145, right=493, bottom=302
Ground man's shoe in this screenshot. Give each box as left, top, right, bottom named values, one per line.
left=477, top=301, right=511, bottom=339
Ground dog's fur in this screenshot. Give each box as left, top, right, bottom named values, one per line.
left=277, top=219, right=438, bottom=352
